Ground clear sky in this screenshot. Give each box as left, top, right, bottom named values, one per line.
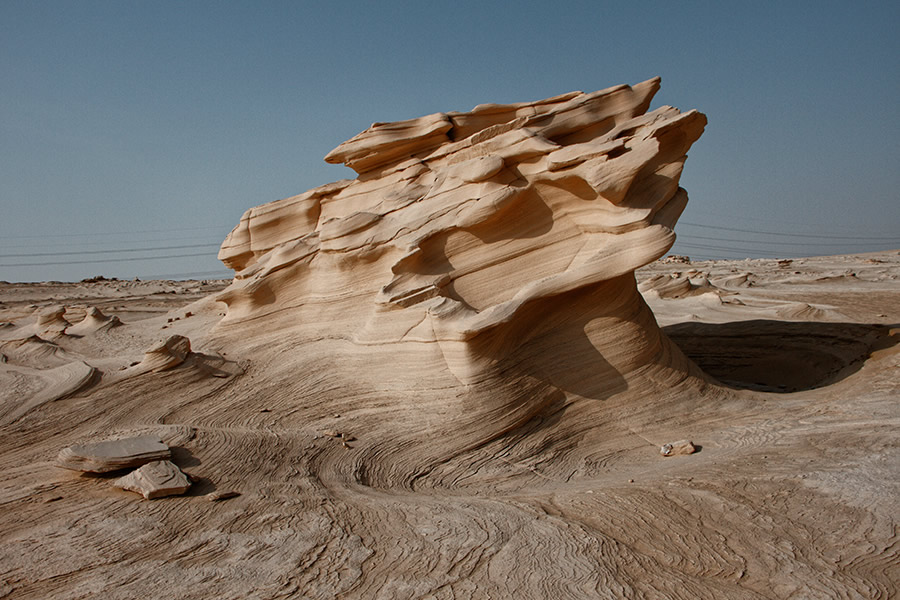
left=1, top=1, right=898, bottom=282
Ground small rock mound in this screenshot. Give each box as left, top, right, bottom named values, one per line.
left=34, top=305, right=71, bottom=337
left=66, top=307, right=122, bottom=336
left=139, top=335, right=192, bottom=372
left=638, top=271, right=716, bottom=299
left=775, top=302, right=829, bottom=321
left=715, top=272, right=755, bottom=289
left=660, top=440, right=696, bottom=456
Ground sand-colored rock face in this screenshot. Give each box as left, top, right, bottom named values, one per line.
left=218, top=79, right=706, bottom=387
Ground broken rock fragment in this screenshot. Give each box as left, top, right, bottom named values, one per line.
left=206, top=490, right=240, bottom=502
left=660, top=440, right=696, bottom=457
left=113, top=460, right=191, bottom=499
left=56, top=435, right=171, bottom=473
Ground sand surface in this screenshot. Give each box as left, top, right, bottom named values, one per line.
left=1, top=251, right=897, bottom=599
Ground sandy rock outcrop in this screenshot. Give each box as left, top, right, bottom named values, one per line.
left=65, top=307, right=122, bottom=336
left=32, top=306, right=70, bottom=338
left=216, top=79, right=706, bottom=396
left=639, top=271, right=716, bottom=299
left=0, top=336, right=98, bottom=425
left=137, top=335, right=192, bottom=373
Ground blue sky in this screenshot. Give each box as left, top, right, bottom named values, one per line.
left=1, top=1, right=898, bottom=281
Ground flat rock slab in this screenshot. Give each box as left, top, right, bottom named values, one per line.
left=57, top=435, right=171, bottom=473
left=113, top=460, right=191, bottom=499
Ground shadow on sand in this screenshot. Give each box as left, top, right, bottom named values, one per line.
left=663, top=320, right=898, bottom=393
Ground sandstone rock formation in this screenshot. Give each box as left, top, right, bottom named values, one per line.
left=32, top=306, right=69, bottom=338
left=65, top=307, right=121, bottom=336
left=216, top=78, right=706, bottom=409
left=56, top=435, right=171, bottom=473
left=136, top=335, right=192, bottom=373
left=113, top=460, right=191, bottom=499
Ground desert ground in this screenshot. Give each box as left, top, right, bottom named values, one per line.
left=0, top=250, right=897, bottom=599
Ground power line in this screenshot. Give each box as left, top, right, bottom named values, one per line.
left=0, top=234, right=227, bottom=250
left=2, top=218, right=893, bottom=269
left=677, top=233, right=898, bottom=248
left=0, top=224, right=235, bottom=240
left=673, top=242, right=793, bottom=257
left=0, top=252, right=214, bottom=268
left=679, top=221, right=900, bottom=241
left=0, top=243, right=220, bottom=259
left=685, top=209, right=899, bottom=236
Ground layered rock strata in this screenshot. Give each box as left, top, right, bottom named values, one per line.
left=57, top=435, right=171, bottom=473
left=217, top=79, right=705, bottom=393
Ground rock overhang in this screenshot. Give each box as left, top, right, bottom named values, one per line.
left=216, top=78, right=705, bottom=384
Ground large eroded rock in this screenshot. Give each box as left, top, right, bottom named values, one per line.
left=216, top=79, right=706, bottom=416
